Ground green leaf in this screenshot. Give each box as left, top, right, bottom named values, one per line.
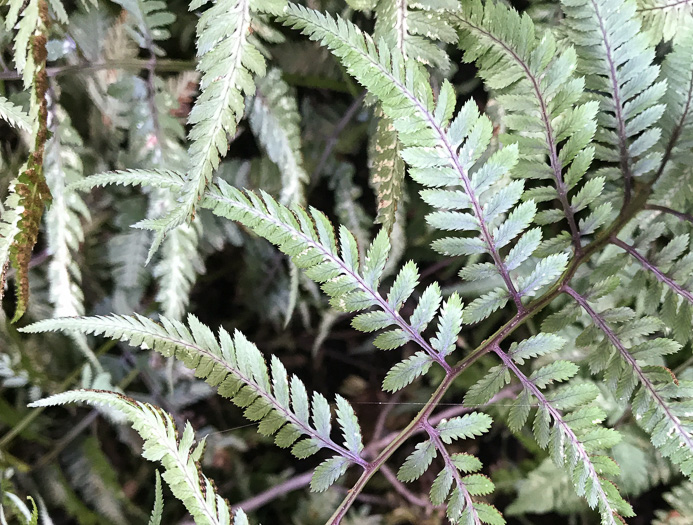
left=382, top=352, right=434, bottom=392
left=398, top=440, right=436, bottom=482
left=437, top=412, right=493, bottom=443
left=310, top=456, right=350, bottom=492
left=464, top=365, right=510, bottom=406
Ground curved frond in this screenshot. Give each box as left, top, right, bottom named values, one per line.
left=455, top=1, right=602, bottom=251
left=29, top=390, right=233, bottom=525
left=485, top=337, right=632, bottom=524
left=283, top=4, right=572, bottom=313
left=563, top=0, right=665, bottom=203
left=564, top=286, right=693, bottom=478
left=22, top=314, right=367, bottom=476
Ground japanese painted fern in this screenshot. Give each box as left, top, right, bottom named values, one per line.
left=3, top=0, right=693, bottom=523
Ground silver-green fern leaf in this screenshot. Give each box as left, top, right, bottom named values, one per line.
left=22, top=314, right=367, bottom=488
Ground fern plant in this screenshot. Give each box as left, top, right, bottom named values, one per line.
left=2, top=0, right=693, bottom=523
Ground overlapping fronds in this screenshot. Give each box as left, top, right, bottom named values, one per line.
left=200, top=181, right=460, bottom=386
left=145, top=0, right=286, bottom=250
left=562, top=285, right=693, bottom=478
left=249, top=68, right=308, bottom=205
left=455, top=1, right=604, bottom=253
left=562, top=0, right=665, bottom=204
left=29, top=390, right=233, bottom=525
left=22, top=314, right=367, bottom=488
left=637, top=0, right=693, bottom=44
left=374, top=0, right=459, bottom=70
left=43, top=106, right=98, bottom=366
left=466, top=334, right=632, bottom=523
left=397, top=414, right=498, bottom=524
left=283, top=4, right=569, bottom=316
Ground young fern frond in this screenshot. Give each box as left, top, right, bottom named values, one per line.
left=29, top=390, right=233, bottom=525
left=22, top=314, right=368, bottom=484
left=111, top=0, right=176, bottom=53
left=562, top=0, right=665, bottom=204
left=248, top=68, right=308, bottom=206
left=563, top=286, right=693, bottom=477
left=148, top=471, right=164, bottom=525
left=654, top=479, right=693, bottom=525
left=283, top=4, right=571, bottom=317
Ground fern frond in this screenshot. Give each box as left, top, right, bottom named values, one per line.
left=153, top=217, right=204, bottom=321
left=249, top=68, right=308, bottom=206
left=637, top=0, right=693, bottom=44
left=455, top=0, right=599, bottom=251
left=368, top=105, right=406, bottom=231
left=201, top=182, right=458, bottom=379
left=43, top=106, right=98, bottom=366
left=563, top=0, right=665, bottom=204
left=0, top=96, right=32, bottom=131
left=654, top=479, right=693, bottom=525
left=29, top=390, right=233, bottom=525
left=397, top=414, right=496, bottom=524
left=655, top=21, right=693, bottom=184
left=5, top=0, right=41, bottom=86
left=0, top=180, right=24, bottom=302
left=146, top=0, right=285, bottom=252
left=22, top=314, right=367, bottom=476
left=486, top=339, right=632, bottom=524
left=148, top=471, right=164, bottom=525
left=564, top=286, right=693, bottom=478
left=283, top=5, right=570, bottom=313
left=67, top=169, right=186, bottom=193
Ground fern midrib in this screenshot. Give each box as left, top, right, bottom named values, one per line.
left=205, top=189, right=453, bottom=373
left=142, top=410, right=223, bottom=525
left=453, top=12, right=582, bottom=253
left=563, top=286, right=693, bottom=454
left=67, top=319, right=365, bottom=465
left=494, top=346, right=618, bottom=520
left=590, top=0, right=634, bottom=205
left=395, top=0, right=408, bottom=55
left=611, top=237, right=693, bottom=305
left=288, top=9, right=526, bottom=308
left=421, top=419, right=481, bottom=525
